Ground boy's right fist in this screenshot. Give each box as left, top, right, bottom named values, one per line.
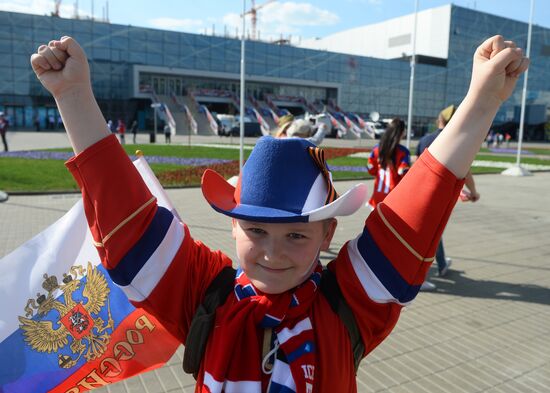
left=30, top=36, right=90, bottom=99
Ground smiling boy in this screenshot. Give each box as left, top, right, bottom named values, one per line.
left=31, top=35, right=528, bottom=392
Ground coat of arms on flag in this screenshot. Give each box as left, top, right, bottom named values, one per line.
left=18, top=263, right=114, bottom=369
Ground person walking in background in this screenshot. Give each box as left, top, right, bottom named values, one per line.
left=117, top=119, right=126, bottom=145
left=130, top=120, right=138, bottom=144
left=366, top=118, right=410, bottom=210
left=505, top=132, right=512, bottom=148
left=34, top=114, right=40, bottom=131
left=0, top=112, right=8, bottom=151
left=164, top=124, right=171, bottom=144
left=416, top=105, right=481, bottom=291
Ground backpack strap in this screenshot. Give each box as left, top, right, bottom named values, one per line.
left=320, top=267, right=365, bottom=373
left=182, top=265, right=365, bottom=377
left=182, top=266, right=236, bottom=378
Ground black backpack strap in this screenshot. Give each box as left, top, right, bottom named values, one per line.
left=182, top=266, right=236, bottom=377
left=320, top=267, right=365, bottom=373
left=182, top=265, right=365, bottom=377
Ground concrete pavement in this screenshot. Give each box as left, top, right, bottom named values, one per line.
left=3, top=130, right=550, bottom=152
left=1, top=130, right=380, bottom=151
left=1, top=131, right=549, bottom=392
left=1, top=170, right=549, bottom=392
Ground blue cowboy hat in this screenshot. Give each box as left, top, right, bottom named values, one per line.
left=201, top=136, right=367, bottom=222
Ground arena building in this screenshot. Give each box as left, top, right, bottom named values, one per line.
left=0, top=4, right=548, bottom=138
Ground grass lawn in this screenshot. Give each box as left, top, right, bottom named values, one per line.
left=332, top=172, right=372, bottom=181
left=479, top=147, right=550, bottom=156
left=0, top=157, right=186, bottom=192
left=471, top=166, right=506, bottom=174
left=50, top=144, right=251, bottom=160
left=1, top=145, right=548, bottom=193
left=0, top=158, right=78, bottom=192
left=327, top=156, right=365, bottom=167
left=475, top=154, right=550, bottom=165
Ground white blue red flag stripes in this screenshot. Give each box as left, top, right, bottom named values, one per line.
left=0, top=156, right=180, bottom=392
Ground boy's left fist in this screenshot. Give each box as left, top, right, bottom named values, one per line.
left=30, top=36, right=91, bottom=99
left=468, top=35, right=529, bottom=107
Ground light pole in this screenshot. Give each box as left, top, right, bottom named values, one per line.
left=239, top=0, right=246, bottom=172
left=151, top=103, right=161, bottom=144
left=406, top=0, right=419, bottom=150
left=502, top=0, right=534, bottom=177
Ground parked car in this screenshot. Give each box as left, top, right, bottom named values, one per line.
left=228, top=122, right=262, bottom=137
left=216, top=114, right=237, bottom=136
left=366, top=121, right=387, bottom=138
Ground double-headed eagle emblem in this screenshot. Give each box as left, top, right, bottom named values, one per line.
left=18, top=262, right=114, bottom=368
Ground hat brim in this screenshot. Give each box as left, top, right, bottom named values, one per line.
left=201, top=169, right=368, bottom=223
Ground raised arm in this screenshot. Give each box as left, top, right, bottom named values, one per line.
left=30, top=37, right=232, bottom=342
left=331, top=36, right=528, bottom=358
left=30, top=36, right=108, bottom=154
left=429, top=35, right=529, bottom=178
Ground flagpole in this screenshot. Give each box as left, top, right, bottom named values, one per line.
left=406, top=0, right=419, bottom=150
left=502, top=0, right=534, bottom=177
left=239, top=0, right=246, bottom=172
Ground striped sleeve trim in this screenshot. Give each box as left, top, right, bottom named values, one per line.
left=108, top=206, right=185, bottom=302
left=348, top=230, right=420, bottom=305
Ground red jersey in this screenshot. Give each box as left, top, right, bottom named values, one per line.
left=367, top=144, right=410, bottom=208
left=66, top=135, right=462, bottom=392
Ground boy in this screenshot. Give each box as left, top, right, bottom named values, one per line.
left=31, top=35, right=527, bottom=392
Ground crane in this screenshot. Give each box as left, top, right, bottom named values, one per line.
left=243, top=0, right=276, bottom=40
left=52, top=0, right=62, bottom=17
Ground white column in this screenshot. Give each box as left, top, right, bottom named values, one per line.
left=406, top=0, right=419, bottom=150
left=239, top=0, right=246, bottom=172
left=502, top=0, right=534, bottom=177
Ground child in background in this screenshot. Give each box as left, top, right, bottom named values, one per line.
left=116, top=119, right=126, bottom=144
left=366, top=118, right=410, bottom=210
left=31, top=35, right=528, bottom=392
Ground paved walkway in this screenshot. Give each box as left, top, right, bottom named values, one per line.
left=1, top=166, right=549, bottom=391
left=1, top=130, right=380, bottom=151
left=3, top=130, right=550, bottom=152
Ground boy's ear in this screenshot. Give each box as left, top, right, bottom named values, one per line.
left=320, top=218, right=337, bottom=251
left=231, top=218, right=238, bottom=239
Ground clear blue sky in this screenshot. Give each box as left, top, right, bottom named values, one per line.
left=3, top=0, right=548, bottom=41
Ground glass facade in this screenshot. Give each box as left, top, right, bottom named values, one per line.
left=0, top=6, right=548, bottom=134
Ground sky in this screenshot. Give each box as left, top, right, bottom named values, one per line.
left=2, top=0, right=549, bottom=43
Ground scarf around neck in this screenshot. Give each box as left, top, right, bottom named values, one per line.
left=198, top=263, right=322, bottom=393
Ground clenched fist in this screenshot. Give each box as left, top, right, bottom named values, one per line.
left=30, top=36, right=91, bottom=99
left=468, top=35, right=529, bottom=108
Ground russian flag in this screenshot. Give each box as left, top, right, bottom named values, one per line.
left=0, top=157, right=180, bottom=392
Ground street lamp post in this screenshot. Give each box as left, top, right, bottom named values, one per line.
left=406, top=0, right=419, bottom=150
left=151, top=103, right=161, bottom=144
left=239, top=0, right=246, bottom=172
left=502, top=0, right=534, bottom=177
